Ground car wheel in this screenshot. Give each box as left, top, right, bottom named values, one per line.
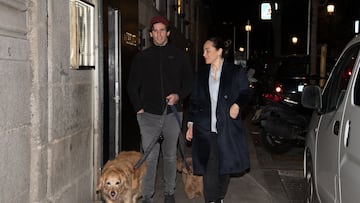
left=305, top=152, right=318, bottom=203
left=260, top=129, right=292, bottom=154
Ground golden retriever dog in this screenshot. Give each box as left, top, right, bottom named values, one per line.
left=96, top=151, right=146, bottom=203
left=177, top=157, right=203, bottom=199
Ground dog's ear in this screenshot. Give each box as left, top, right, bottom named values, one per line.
left=176, top=159, right=183, bottom=172
left=185, top=157, right=194, bottom=174
left=185, top=157, right=193, bottom=165
left=96, top=175, right=104, bottom=193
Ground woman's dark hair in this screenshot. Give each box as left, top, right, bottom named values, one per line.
left=207, top=37, right=231, bottom=58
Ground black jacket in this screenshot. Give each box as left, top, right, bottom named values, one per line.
left=188, top=61, right=253, bottom=175
left=127, top=43, right=193, bottom=115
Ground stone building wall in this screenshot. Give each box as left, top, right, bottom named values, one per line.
left=0, top=0, right=98, bottom=202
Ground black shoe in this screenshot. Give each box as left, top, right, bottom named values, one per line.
left=164, top=194, right=175, bottom=203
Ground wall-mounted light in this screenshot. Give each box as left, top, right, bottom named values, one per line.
left=327, top=4, right=335, bottom=15
left=177, top=0, right=182, bottom=15
left=291, top=36, right=299, bottom=45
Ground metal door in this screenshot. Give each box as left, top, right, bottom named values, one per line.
left=107, top=7, right=122, bottom=159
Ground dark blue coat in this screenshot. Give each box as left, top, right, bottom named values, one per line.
left=188, top=61, right=253, bottom=175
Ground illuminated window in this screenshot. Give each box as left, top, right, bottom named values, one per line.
left=177, top=0, right=182, bottom=15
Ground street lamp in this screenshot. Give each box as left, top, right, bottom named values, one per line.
left=327, top=3, right=335, bottom=15
left=245, top=20, right=251, bottom=61
left=291, top=36, right=299, bottom=45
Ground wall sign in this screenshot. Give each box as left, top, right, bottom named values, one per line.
left=70, top=0, right=95, bottom=69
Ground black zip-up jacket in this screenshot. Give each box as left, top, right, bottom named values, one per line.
left=127, top=43, right=193, bottom=115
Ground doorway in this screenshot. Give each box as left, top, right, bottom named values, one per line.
left=103, top=1, right=140, bottom=163
left=105, top=7, right=121, bottom=160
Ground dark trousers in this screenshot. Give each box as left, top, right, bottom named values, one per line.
left=203, top=132, right=230, bottom=203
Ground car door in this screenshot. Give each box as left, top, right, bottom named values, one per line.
left=339, top=46, right=360, bottom=202
left=315, top=44, right=360, bottom=202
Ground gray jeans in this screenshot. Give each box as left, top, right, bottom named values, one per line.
left=137, top=111, right=182, bottom=200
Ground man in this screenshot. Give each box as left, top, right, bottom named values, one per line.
left=127, top=16, right=193, bottom=203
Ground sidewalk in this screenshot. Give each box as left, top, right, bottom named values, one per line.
left=152, top=112, right=292, bottom=203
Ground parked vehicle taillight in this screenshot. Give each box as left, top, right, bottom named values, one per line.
left=263, top=93, right=283, bottom=102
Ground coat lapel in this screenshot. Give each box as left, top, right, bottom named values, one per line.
left=218, top=62, right=231, bottom=102
left=201, top=66, right=211, bottom=101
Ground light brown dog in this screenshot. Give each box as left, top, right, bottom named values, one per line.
left=96, top=151, right=146, bottom=203
left=177, top=157, right=203, bottom=199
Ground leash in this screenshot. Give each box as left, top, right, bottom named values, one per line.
left=133, top=103, right=190, bottom=172
left=133, top=106, right=166, bottom=172
left=169, top=105, right=191, bottom=172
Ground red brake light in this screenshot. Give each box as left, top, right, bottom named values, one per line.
left=263, top=93, right=283, bottom=102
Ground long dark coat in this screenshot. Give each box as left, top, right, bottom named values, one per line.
left=188, top=61, right=253, bottom=175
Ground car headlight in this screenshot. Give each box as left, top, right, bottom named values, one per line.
left=298, top=84, right=304, bottom=92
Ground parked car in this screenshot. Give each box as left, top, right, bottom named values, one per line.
left=301, top=35, right=360, bottom=202
left=250, top=55, right=311, bottom=107
left=251, top=54, right=336, bottom=106
left=271, top=55, right=311, bottom=103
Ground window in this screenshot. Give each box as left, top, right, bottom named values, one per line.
left=322, top=45, right=360, bottom=112
left=70, top=0, right=95, bottom=69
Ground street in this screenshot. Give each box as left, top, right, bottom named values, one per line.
left=152, top=106, right=305, bottom=203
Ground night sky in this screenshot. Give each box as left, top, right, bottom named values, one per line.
left=204, top=0, right=360, bottom=57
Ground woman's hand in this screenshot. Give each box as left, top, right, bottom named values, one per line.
left=186, top=124, right=193, bottom=141
left=230, top=103, right=240, bottom=119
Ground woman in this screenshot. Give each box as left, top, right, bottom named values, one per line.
left=186, top=37, right=253, bottom=203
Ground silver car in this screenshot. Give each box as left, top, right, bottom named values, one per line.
left=302, top=35, right=360, bottom=203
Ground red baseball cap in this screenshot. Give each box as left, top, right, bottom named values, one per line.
left=149, top=16, right=169, bottom=27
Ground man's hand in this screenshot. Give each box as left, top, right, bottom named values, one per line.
left=186, top=124, right=193, bottom=141
left=166, top=93, right=179, bottom=105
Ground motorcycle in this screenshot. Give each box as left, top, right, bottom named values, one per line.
left=252, top=96, right=312, bottom=154
left=249, top=55, right=315, bottom=154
